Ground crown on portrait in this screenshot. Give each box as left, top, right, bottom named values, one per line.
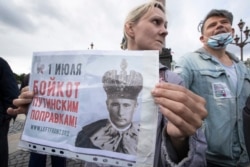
left=102, top=59, right=143, bottom=100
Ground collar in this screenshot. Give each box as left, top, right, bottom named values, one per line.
left=195, top=47, right=240, bottom=63
left=90, top=121, right=139, bottom=154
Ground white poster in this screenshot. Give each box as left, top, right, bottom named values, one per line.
left=19, top=50, right=159, bottom=167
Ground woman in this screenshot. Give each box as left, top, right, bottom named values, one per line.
left=120, top=2, right=207, bottom=166
left=8, top=1, right=207, bottom=166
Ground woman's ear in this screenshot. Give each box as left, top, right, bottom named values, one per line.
left=125, top=22, right=135, bottom=38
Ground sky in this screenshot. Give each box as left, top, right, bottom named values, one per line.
left=1, top=0, right=250, bottom=74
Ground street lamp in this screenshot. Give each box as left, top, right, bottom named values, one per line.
left=231, top=19, right=250, bottom=61
left=87, top=42, right=94, bottom=49
left=90, top=42, right=94, bottom=49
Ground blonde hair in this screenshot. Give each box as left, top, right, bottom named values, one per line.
left=121, top=1, right=165, bottom=50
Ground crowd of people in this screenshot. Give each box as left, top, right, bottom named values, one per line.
left=1, top=1, right=250, bottom=167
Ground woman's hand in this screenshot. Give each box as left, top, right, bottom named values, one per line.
left=7, top=86, right=34, bottom=115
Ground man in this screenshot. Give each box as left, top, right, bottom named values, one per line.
left=175, top=9, right=250, bottom=167
left=0, top=57, right=19, bottom=167
left=75, top=59, right=142, bottom=155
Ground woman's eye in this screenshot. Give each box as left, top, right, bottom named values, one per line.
left=153, top=19, right=159, bottom=25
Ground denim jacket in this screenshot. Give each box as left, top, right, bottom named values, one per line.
left=175, top=48, right=250, bottom=167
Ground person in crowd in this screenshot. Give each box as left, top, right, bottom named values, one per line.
left=175, top=9, right=250, bottom=167
left=19, top=74, right=66, bottom=167
left=7, top=1, right=208, bottom=166
left=0, top=57, right=19, bottom=167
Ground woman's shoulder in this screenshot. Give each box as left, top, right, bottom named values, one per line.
left=165, top=70, right=184, bottom=86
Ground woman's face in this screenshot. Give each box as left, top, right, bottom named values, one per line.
left=128, top=7, right=168, bottom=51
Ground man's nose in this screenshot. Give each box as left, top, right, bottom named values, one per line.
left=216, top=22, right=225, bottom=29
left=117, top=106, right=126, bottom=116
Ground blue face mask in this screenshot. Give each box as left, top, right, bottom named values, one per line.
left=207, top=32, right=233, bottom=49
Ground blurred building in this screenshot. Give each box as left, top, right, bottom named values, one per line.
left=155, top=0, right=170, bottom=68
left=160, top=48, right=173, bottom=69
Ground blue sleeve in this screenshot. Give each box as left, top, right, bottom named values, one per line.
left=162, top=123, right=207, bottom=167
left=174, top=53, right=197, bottom=89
